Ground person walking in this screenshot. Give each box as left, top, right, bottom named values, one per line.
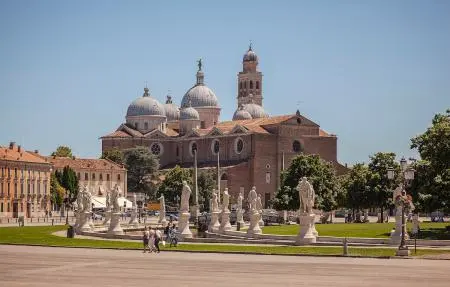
left=148, top=227, right=156, bottom=253
left=155, top=229, right=162, bottom=253
left=142, top=227, right=150, bottom=253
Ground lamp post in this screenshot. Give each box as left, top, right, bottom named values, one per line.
left=193, top=148, right=199, bottom=227
left=387, top=157, right=415, bottom=256
left=65, top=194, right=69, bottom=225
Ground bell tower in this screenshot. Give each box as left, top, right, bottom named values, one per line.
left=237, top=43, right=263, bottom=106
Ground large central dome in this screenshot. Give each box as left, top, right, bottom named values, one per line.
left=181, top=67, right=219, bottom=108
left=126, top=88, right=165, bottom=117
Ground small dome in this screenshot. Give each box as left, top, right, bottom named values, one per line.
left=243, top=44, right=258, bottom=62
left=164, top=95, right=180, bottom=121
left=233, top=107, right=252, bottom=120
left=242, top=103, right=268, bottom=119
left=126, top=88, right=166, bottom=117
left=180, top=104, right=200, bottom=121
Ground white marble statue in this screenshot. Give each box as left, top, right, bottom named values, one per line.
left=393, top=185, right=403, bottom=202
left=256, top=194, right=263, bottom=212
left=248, top=186, right=258, bottom=213
left=76, top=187, right=84, bottom=213
left=297, top=177, right=315, bottom=214
left=132, top=193, right=137, bottom=209
left=105, top=190, right=111, bottom=211
left=158, top=194, right=166, bottom=224
left=82, top=187, right=92, bottom=213
left=237, top=192, right=243, bottom=211
left=180, top=180, right=191, bottom=213
left=212, top=189, right=219, bottom=212
left=111, top=184, right=121, bottom=213
left=222, top=188, right=230, bottom=212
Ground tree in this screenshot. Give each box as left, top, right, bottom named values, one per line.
left=124, top=146, right=160, bottom=200
left=51, top=146, right=73, bottom=157
left=101, top=148, right=124, bottom=165
left=197, top=170, right=216, bottom=212
left=55, top=166, right=79, bottom=204
left=410, top=109, right=450, bottom=213
left=341, top=163, right=373, bottom=219
left=157, top=166, right=192, bottom=206
left=50, top=173, right=65, bottom=208
left=367, top=152, right=400, bottom=222
left=273, top=154, right=340, bottom=212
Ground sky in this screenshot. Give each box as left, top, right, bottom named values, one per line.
left=0, top=0, right=449, bottom=166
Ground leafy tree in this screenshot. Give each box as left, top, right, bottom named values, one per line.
left=367, top=152, right=400, bottom=222
left=101, top=148, right=124, bottom=165
left=51, top=146, right=73, bottom=157
left=341, top=163, right=372, bottom=211
left=157, top=165, right=192, bottom=206
left=273, top=154, right=340, bottom=212
left=124, top=146, right=160, bottom=200
left=197, top=170, right=216, bottom=212
left=50, top=173, right=65, bottom=208
left=410, top=109, right=450, bottom=213
left=55, top=166, right=79, bottom=204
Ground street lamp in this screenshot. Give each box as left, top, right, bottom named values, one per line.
left=387, top=157, right=415, bottom=256
left=64, top=193, right=69, bottom=225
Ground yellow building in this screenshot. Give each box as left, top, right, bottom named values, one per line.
left=0, top=142, right=52, bottom=218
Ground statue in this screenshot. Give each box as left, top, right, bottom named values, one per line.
left=197, top=58, right=202, bottom=71
left=212, top=189, right=219, bottom=212
left=105, top=190, right=111, bottom=210
left=393, top=185, right=403, bottom=203
left=82, top=187, right=92, bottom=213
left=256, top=194, right=263, bottom=212
left=180, top=181, right=191, bottom=213
left=158, top=194, right=166, bottom=224
left=248, top=186, right=257, bottom=213
left=237, top=192, right=243, bottom=211
left=111, top=184, right=121, bottom=213
left=222, top=188, right=230, bottom=212
left=76, top=186, right=84, bottom=213
left=297, top=177, right=315, bottom=214
left=132, top=193, right=137, bottom=208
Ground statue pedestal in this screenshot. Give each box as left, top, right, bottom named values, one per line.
left=246, top=211, right=262, bottom=236
left=103, top=210, right=111, bottom=227
left=258, top=211, right=264, bottom=227
left=108, top=212, right=124, bottom=235
left=396, top=248, right=411, bottom=257
left=390, top=208, right=409, bottom=244
left=129, top=209, right=139, bottom=228
left=178, top=212, right=192, bottom=239
left=74, top=212, right=81, bottom=232
left=311, top=215, right=318, bottom=237
left=158, top=212, right=167, bottom=225
left=219, top=210, right=232, bottom=233
left=79, top=212, right=93, bottom=232
left=208, top=211, right=220, bottom=233
left=296, top=213, right=317, bottom=245
left=236, top=209, right=245, bottom=227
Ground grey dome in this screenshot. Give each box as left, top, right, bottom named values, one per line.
left=180, top=106, right=200, bottom=120
left=242, top=103, right=268, bottom=119
left=164, top=95, right=180, bottom=121
left=243, top=45, right=258, bottom=62
left=126, top=88, right=166, bottom=117
left=233, top=107, right=252, bottom=120
left=181, top=67, right=219, bottom=108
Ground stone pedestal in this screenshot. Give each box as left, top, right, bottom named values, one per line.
left=208, top=211, right=220, bottom=233
left=108, top=212, right=124, bottom=235
left=258, top=211, right=264, bottom=227
left=390, top=207, right=409, bottom=244
left=178, top=212, right=192, bottom=239
left=219, top=210, right=232, bottom=233
left=396, top=248, right=410, bottom=257
left=103, top=210, right=111, bottom=227
left=74, top=212, right=81, bottom=231
left=158, top=213, right=167, bottom=226
left=246, top=212, right=262, bottom=236
left=311, top=215, right=318, bottom=237
left=79, top=212, right=93, bottom=232
left=295, top=213, right=317, bottom=245
left=129, top=209, right=139, bottom=228
left=236, top=209, right=245, bottom=227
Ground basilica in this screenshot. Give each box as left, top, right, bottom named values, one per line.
left=101, top=45, right=347, bottom=208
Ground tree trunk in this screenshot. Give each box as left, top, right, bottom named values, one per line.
left=380, top=206, right=384, bottom=223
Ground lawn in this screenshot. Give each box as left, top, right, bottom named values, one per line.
left=262, top=222, right=450, bottom=239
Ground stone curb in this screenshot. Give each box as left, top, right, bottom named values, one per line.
left=2, top=242, right=439, bottom=260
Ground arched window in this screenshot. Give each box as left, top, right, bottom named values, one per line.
left=144, top=122, right=148, bottom=130
left=211, top=139, right=220, bottom=155
left=150, top=142, right=163, bottom=156
left=293, top=140, right=302, bottom=153
left=234, top=137, right=244, bottom=154
left=190, top=141, right=198, bottom=157
left=256, top=81, right=260, bottom=89
left=221, top=173, right=228, bottom=181
left=250, top=81, right=253, bottom=89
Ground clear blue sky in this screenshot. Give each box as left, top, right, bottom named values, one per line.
left=1, top=0, right=449, bottom=165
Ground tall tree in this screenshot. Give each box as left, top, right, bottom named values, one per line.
left=50, top=173, right=65, bottom=208
left=55, top=166, right=79, bottom=203
left=51, top=146, right=73, bottom=157
left=410, top=109, right=450, bottom=213
left=273, top=154, right=340, bottom=212
left=157, top=166, right=192, bottom=206
left=197, top=170, right=216, bottom=212
left=101, top=148, right=124, bottom=165
left=124, top=146, right=160, bottom=200
left=342, top=163, right=371, bottom=211
left=367, top=152, right=401, bottom=222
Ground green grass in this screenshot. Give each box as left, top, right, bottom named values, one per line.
left=262, top=222, right=450, bottom=239
left=0, top=225, right=449, bottom=258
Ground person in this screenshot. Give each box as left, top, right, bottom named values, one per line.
left=164, top=223, right=170, bottom=241
left=148, top=227, right=156, bottom=253
left=155, top=229, right=162, bottom=253
left=142, top=227, right=150, bottom=253
left=169, top=224, right=178, bottom=247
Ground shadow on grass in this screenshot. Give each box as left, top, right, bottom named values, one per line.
left=417, top=228, right=450, bottom=240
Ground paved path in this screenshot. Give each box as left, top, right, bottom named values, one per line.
left=1, top=245, right=450, bottom=287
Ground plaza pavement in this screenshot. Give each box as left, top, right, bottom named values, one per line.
left=1, top=245, right=449, bottom=287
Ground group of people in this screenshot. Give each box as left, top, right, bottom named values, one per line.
left=142, top=223, right=178, bottom=253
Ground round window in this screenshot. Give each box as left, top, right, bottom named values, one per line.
left=235, top=138, right=244, bottom=154
left=293, top=140, right=302, bottom=153
left=150, top=143, right=162, bottom=155
left=211, top=140, right=220, bottom=155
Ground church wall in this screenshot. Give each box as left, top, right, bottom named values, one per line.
left=224, top=162, right=252, bottom=203
left=195, top=108, right=220, bottom=129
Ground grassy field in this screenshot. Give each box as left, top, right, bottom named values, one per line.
left=262, top=222, right=450, bottom=239
left=0, top=225, right=449, bottom=258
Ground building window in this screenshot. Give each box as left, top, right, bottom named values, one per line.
left=293, top=140, right=302, bottom=153
left=117, top=174, right=121, bottom=181
left=144, top=122, right=149, bottom=130
left=250, top=81, right=253, bottom=89
left=7, top=182, right=10, bottom=196
left=99, top=173, right=103, bottom=181
left=44, top=182, right=47, bottom=195
left=92, top=173, right=96, bottom=180
left=0, top=203, right=3, bottom=212
left=21, top=203, right=23, bottom=212
left=77, top=173, right=80, bottom=179
left=256, top=81, right=259, bottom=89
left=211, top=139, right=220, bottom=155
left=234, top=137, right=244, bottom=154
left=20, top=182, right=24, bottom=195
left=150, top=142, right=163, bottom=156
left=266, top=172, right=271, bottom=184
left=107, top=174, right=110, bottom=181
left=7, top=203, right=10, bottom=212
left=176, top=146, right=179, bottom=157
left=201, top=121, right=206, bottom=129
left=190, top=142, right=198, bottom=157
left=14, top=168, right=17, bottom=178
left=84, top=173, right=88, bottom=180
